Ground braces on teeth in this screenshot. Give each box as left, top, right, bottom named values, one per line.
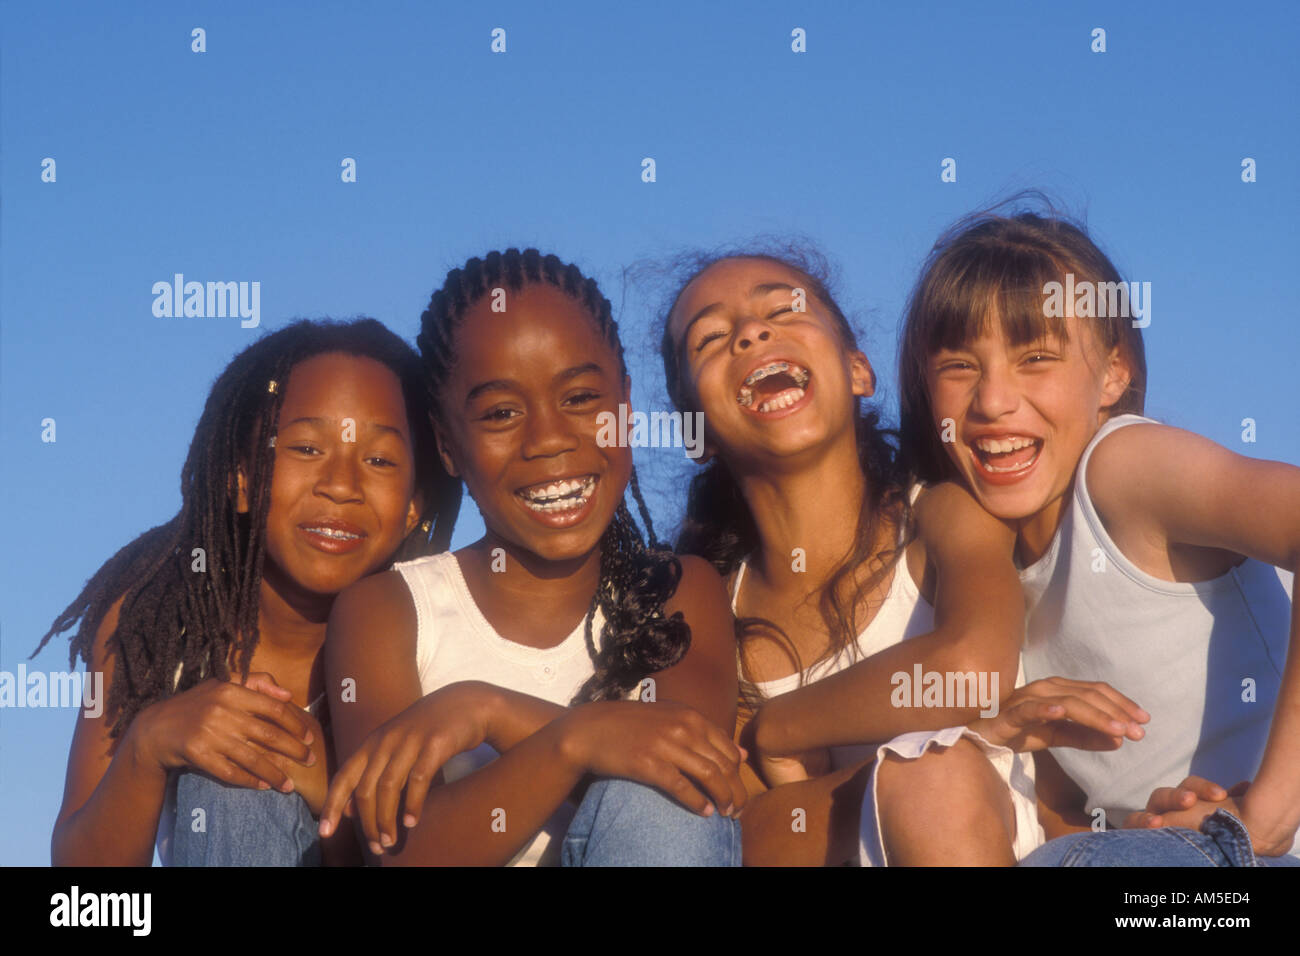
left=520, top=476, right=597, bottom=512
left=736, top=361, right=811, bottom=409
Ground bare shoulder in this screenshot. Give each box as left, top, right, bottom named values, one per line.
left=1086, top=422, right=1219, bottom=512
left=327, top=568, right=417, bottom=655
left=663, top=554, right=734, bottom=650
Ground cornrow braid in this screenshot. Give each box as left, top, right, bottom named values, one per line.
left=417, top=248, right=689, bottom=703
left=34, top=318, right=460, bottom=739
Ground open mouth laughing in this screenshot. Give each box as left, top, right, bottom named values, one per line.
left=969, top=434, right=1043, bottom=479
left=735, top=360, right=812, bottom=414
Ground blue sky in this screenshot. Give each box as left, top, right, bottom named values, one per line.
left=3, top=0, right=1297, bottom=864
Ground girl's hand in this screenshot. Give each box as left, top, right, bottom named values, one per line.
left=967, top=677, right=1148, bottom=753
left=318, top=682, right=497, bottom=852
left=759, top=747, right=832, bottom=787
left=1126, top=778, right=1297, bottom=857
left=557, top=700, right=747, bottom=818
left=128, top=673, right=316, bottom=792
left=262, top=708, right=329, bottom=816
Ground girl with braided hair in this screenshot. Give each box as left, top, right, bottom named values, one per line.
left=41, top=318, right=459, bottom=866
left=318, top=248, right=745, bottom=866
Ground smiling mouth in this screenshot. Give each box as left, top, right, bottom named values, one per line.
left=515, top=474, right=598, bottom=514
left=736, top=361, right=812, bottom=413
left=970, top=435, right=1043, bottom=475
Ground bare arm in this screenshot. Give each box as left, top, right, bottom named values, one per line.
left=1089, top=423, right=1300, bottom=854
left=52, top=597, right=313, bottom=865
left=752, top=482, right=1022, bottom=759
left=323, top=561, right=745, bottom=866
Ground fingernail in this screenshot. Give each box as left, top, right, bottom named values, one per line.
left=280, top=780, right=295, bottom=793
left=258, top=781, right=270, bottom=790
left=1109, top=721, right=1125, bottom=732
left=304, top=731, right=314, bottom=745
left=368, top=841, right=383, bottom=855
left=704, top=804, right=716, bottom=817
left=724, top=804, right=735, bottom=818
left=403, top=814, right=417, bottom=828
left=381, top=833, right=394, bottom=848
left=319, top=821, right=333, bottom=837
left=306, top=753, right=317, bottom=767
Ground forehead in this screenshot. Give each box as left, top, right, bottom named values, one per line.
left=452, top=283, right=618, bottom=380
left=669, top=258, right=809, bottom=335
left=279, top=352, right=407, bottom=422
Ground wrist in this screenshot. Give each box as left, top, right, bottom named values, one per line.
left=123, top=710, right=167, bottom=779
left=554, top=704, right=597, bottom=774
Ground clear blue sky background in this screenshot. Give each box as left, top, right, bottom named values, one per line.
left=3, top=1, right=1296, bottom=865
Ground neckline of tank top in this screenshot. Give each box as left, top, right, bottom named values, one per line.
left=1016, top=413, right=1254, bottom=596
left=442, top=550, right=604, bottom=659
left=730, top=547, right=921, bottom=643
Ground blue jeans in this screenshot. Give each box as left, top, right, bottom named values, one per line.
left=169, top=770, right=322, bottom=867
left=561, top=778, right=742, bottom=866
left=1018, top=810, right=1300, bottom=867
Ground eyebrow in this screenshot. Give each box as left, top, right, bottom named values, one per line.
left=281, top=416, right=406, bottom=438
left=679, top=282, right=800, bottom=342
left=463, top=362, right=606, bottom=406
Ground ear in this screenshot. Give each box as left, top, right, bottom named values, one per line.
left=1099, top=346, right=1133, bottom=411
left=849, top=350, right=876, bottom=398
left=431, top=415, right=459, bottom=479
left=404, top=493, right=424, bottom=537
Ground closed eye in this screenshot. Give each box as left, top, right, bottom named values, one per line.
left=695, top=330, right=727, bottom=352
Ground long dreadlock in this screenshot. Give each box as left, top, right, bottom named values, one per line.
left=416, top=248, right=689, bottom=703
left=33, top=318, right=462, bottom=739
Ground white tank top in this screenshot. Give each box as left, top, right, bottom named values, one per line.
left=729, top=535, right=936, bottom=770
left=1020, top=414, right=1297, bottom=853
left=393, top=550, right=608, bottom=867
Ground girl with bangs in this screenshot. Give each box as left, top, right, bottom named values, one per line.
left=876, top=198, right=1300, bottom=866
left=655, top=244, right=1132, bottom=865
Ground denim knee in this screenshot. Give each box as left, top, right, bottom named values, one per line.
left=170, top=770, right=321, bottom=867
left=562, top=778, right=742, bottom=867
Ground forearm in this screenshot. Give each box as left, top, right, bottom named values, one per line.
left=753, top=628, right=1019, bottom=757
left=52, top=726, right=169, bottom=867
left=481, top=684, right=567, bottom=753
left=379, top=716, right=584, bottom=867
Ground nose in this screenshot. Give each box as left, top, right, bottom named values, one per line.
left=315, top=447, right=364, bottom=503
left=732, top=313, right=773, bottom=351
left=520, top=403, right=579, bottom=460
left=972, top=365, right=1020, bottom=420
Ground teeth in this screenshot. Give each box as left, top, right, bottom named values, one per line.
left=755, top=387, right=805, bottom=413
left=974, top=436, right=1037, bottom=454
left=737, top=362, right=809, bottom=405
left=520, top=475, right=597, bottom=510
left=307, top=527, right=360, bottom=540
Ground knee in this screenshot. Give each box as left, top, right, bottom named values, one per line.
left=876, top=738, right=997, bottom=811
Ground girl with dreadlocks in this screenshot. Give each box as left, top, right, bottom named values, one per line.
left=41, top=318, right=459, bottom=866
left=317, top=248, right=745, bottom=866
